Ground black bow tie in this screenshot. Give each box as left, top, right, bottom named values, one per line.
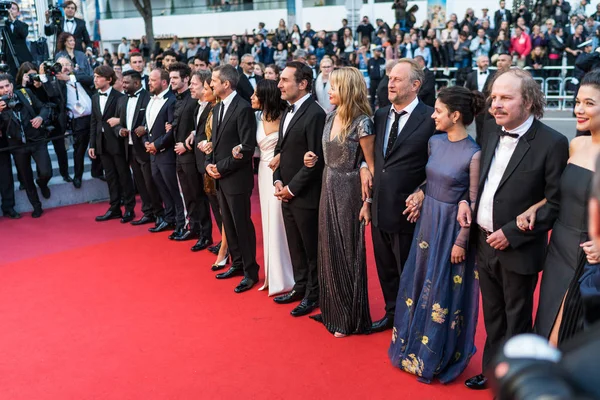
left=98, top=92, right=108, bottom=97
left=499, top=131, right=519, bottom=139
left=287, top=104, right=295, bottom=113
left=248, top=75, right=256, bottom=80
left=66, top=19, right=74, bottom=23
left=479, top=71, right=488, bottom=75
left=128, top=93, right=138, bottom=98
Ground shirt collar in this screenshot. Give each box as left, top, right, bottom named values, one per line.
left=99, top=87, right=112, bottom=96
left=134, top=88, right=143, bottom=96
left=198, top=100, right=208, bottom=107
left=390, top=96, right=419, bottom=117
left=156, top=88, right=170, bottom=99
left=502, top=115, right=534, bottom=138
left=288, top=93, right=311, bottom=112
left=221, top=90, right=237, bottom=107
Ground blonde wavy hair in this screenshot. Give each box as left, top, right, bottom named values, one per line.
left=329, top=67, right=372, bottom=142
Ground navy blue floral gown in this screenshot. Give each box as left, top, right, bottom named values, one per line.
left=388, top=134, right=481, bottom=384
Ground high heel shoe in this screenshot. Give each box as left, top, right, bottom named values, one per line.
left=211, top=251, right=229, bottom=271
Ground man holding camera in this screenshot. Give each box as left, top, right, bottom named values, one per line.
left=0, top=74, right=52, bottom=218
left=44, top=1, right=90, bottom=52
left=3, top=2, right=33, bottom=76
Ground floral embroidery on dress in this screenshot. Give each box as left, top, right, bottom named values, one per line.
left=419, top=241, right=429, bottom=250
left=450, top=310, right=464, bottom=336
left=421, top=335, right=429, bottom=345
left=406, top=298, right=414, bottom=308
left=454, top=352, right=461, bottom=362
left=474, top=270, right=479, bottom=280
left=401, top=354, right=424, bottom=376
left=431, top=303, right=449, bottom=324
left=392, top=327, right=398, bottom=343
left=453, top=275, right=462, bottom=284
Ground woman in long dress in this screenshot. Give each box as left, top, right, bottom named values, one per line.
left=304, top=67, right=375, bottom=337
left=247, top=80, right=295, bottom=295
left=517, top=70, right=600, bottom=346
left=388, top=86, right=483, bottom=383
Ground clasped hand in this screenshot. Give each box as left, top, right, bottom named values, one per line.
left=205, top=164, right=221, bottom=179
left=403, top=190, right=424, bottom=223
left=274, top=181, right=292, bottom=202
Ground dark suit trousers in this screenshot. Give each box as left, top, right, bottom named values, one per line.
left=177, top=161, right=212, bottom=238
left=12, top=142, right=52, bottom=210
left=371, top=224, right=414, bottom=317
left=218, top=190, right=259, bottom=281
left=151, top=160, right=185, bottom=228
left=99, top=151, right=135, bottom=212
left=0, top=147, right=15, bottom=213
left=72, top=116, right=91, bottom=180
left=128, top=145, right=163, bottom=217
left=370, top=78, right=381, bottom=110
left=281, top=203, right=319, bottom=301
left=477, top=229, right=538, bottom=371
left=51, top=136, right=69, bottom=178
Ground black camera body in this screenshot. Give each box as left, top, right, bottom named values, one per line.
left=48, top=4, right=62, bottom=26
left=42, top=60, right=63, bottom=77
left=27, top=73, right=42, bottom=85
left=0, top=0, right=11, bottom=25
left=0, top=93, right=23, bottom=111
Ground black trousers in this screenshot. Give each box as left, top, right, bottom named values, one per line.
left=177, top=161, right=212, bottom=238
left=151, top=161, right=185, bottom=228
left=51, top=136, right=69, bottom=178
left=0, top=146, right=15, bottom=213
left=218, top=190, right=259, bottom=281
left=281, top=203, right=319, bottom=301
left=72, top=116, right=92, bottom=181
left=99, top=151, right=135, bottom=213
left=128, top=145, right=163, bottom=218
left=477, top=229, right=538, bottom=371
left=370, top=78, right=381, bottom=110
left=11, top=141, right=52, bottom=210
left=371, top=224, right=414, bottom=318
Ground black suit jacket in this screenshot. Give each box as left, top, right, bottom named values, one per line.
left=90, top=89, right=125, bottom=155
left=273, top=96, right=326, bottom=210
left=172, top=90, right=197, bottom=164
left=236, top=72, right=263, bottom=103
left=3, top=20, right=33, bottom=75
left=465, top=70, right=495, bottom=97
left=372, top=101, right=436, bottom=233
left=473, top=119, right=569, bottom=275
left=494, top=9, right=513, bottom=29
left=45, top=17, right=90, bottom=51
left=144, top=91, right=177, bottom=164
left=377, top=76, right=390, bottom=108
left=207, top=94, right=256, bottom=195
left=117, top=89, right=150, bottom=162
left=0, top=89, right=50, bottom=146
left=418, top=68, right=436, bottom=107
left=194, top=103, right=213, bottom=172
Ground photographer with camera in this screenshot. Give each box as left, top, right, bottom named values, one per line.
left=16, top=61, right=71, bottom=184
left=0, top=73, right=52, bottom=218
left=44, top=1, right=90, bottom=53
left=41, top=57, right=96, bottom=189
left=3, top=2, right=33, bottom=76
left=54, top=32, right=93, bottom=77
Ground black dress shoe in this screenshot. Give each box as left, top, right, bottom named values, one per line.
left=208, top=241, right=221, bottom=255
left=465, top=374, right=488, bottom=390
left=31, top=208, right=43, bottom=218
left=3, top=208, right=21, bottom=219
left=290, top=298, right=318, bottom=317
left=216, top=265, right=244, bottom=279
left=173, top=230, right=199, bottom=242
left=73, top=178, right=82, bottom=189
left=131, top=215, right=154, bottom=226
left=39, top=185, right=51, bottom=199
left=371, top=316, right=394, bottom=333
left=191, top=237, right=213, bottom=251
left=234, top=277, right=256, bottom=293
left=62, top=175, right=73, bottom=183
left=149, top=220, right=175, bottom=233
left=168, top=228, right=185, bottom=240
left=95, top=209, right=122, bottom=222
left=273, top=289, right=304, bottom=304
left=120, top=211, right=135, bottom=224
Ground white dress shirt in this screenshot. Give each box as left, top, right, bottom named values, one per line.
left=66, top=79, right=92, bottom=119
left=196, top=101, right=208, bottom=131
left=383, top=96, right=419, bottom=155
left=477, top=115, right=534, bottom=232
left=98, top=87, right=112, bottom=115
left=64, top=18, right=76, bottom=34
left=245, top=73, right=257, bottom=90
left=477, top=69, right=489, bottom=92
left=282, top=93, right=311, bottom=136
left=126, top=88, right=143, bottom=145
left=146, top=88, right=170, bottom=132
left=219, top=91, right=237, bottom=125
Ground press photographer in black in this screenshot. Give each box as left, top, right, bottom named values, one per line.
left=44, top=1, right=90, bottom=52
left=3, top=2, right=33, bottom=76
left=16, top=62, right=71, bottom=184
left=0, top=73, right=52, bottom=218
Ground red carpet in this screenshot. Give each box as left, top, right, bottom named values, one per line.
left=0, top=197, right=491, bottom=400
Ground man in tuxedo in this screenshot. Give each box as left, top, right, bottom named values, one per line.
left=236, top=54, right=262, bottom=103
left=44, top=0, right=90, bottom=52
left=205, top=64, right=259, bottom=293
left=117, top=70, right=163, bottom=226
left=273, top=62, right=326, bottom=316
left=129, top=53, right=149, bottom=90
left=414, top=55, right=435, bottom=107
left=88, top=66, right=135, bottom=223
left=465, top=55, right=495, bottom=142
left=494, top=0, right=513, bottom=30
left=143, top=68, right=184, bottom=234
left=459, top=69, right=569, bottom=390
left=169, top=62, right=213, bottom=249
left=3, top=2, right=33, bottom=76
left=364, top=59, right=436, bottom=332
left=0, top=73, right=52, bottom=218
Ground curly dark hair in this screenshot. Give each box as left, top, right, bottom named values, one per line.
left=56, top=32, right=75, bottom=52
left=255, top=79, right=287, bottom=122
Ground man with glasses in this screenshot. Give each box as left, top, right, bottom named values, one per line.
left=236, top=53, right=261, bottom=102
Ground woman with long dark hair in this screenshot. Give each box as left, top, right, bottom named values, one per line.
left=54, top=32, right=93, bottom=76
left=245, top=79, right=294, bottom=295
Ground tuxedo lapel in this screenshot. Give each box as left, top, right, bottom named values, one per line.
left=281, top=97, right=313, bottom=147
left=375, top=106, right=390, bottom=155
left=479, top=124, right=500, bottom=187
left=133, top=91, right=148, bottom=127
left=102, top=90, right=118, bottom=118
left=386, top=102, right=425, bottom=158
left=496, top=121, right=538, bottom=190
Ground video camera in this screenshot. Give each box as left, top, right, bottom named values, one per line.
left=0, top=0, right=11, bottom=27
left=47, top=1, right=62, bottom=26
left=0, top=93, right=22, bottom=111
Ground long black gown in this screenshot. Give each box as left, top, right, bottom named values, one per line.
left=535, top=164, right=593, bottom=344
